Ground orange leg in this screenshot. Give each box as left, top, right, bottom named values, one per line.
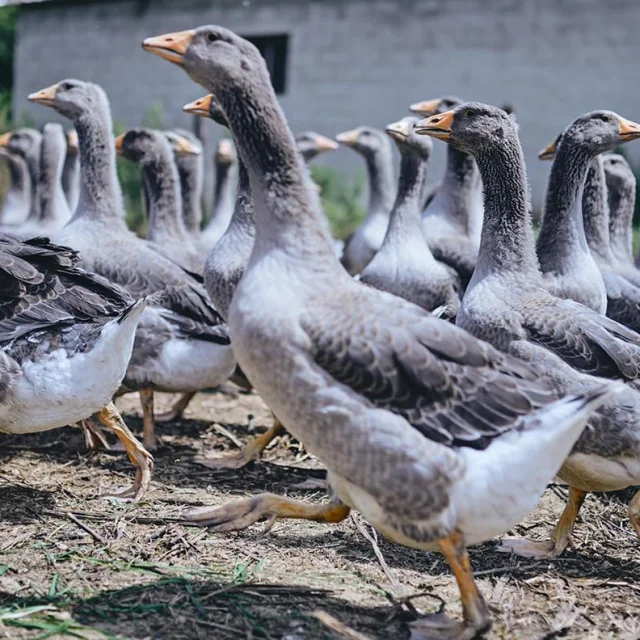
left=629, top=489, right=640, bottom=539
left=182, top=493, right=350, bottom=532
left=97, top=402, right=154, bottom=502
left=411, top=531, right=490, bottom=640
left=139, top=388, right=158, bottom=451
left=77, top=418, right=111, bottom=450
left=498, top=487, right=587, bottom=559
left=196, top=418, right=284, bottom=470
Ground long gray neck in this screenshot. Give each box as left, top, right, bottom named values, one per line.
left=581, top=156, right=613, bottom=263
left=364, top=143, right=395, bottom=220
left=386, top=150, right=428, bottom=238
left=62, top=151, right=80, bottom=213
left=428, top=146, right=480, bottom=231
left=38, top=136, right=70, bottom=225
left=537, top=141, right=592, bottom=273
left=215, top=81, right=338, bottom=266
left=468, top=133, right=540, bottom=288
left=178, top=154, right=203, bottom=234
left=607, top=171, right=636, bottom=264
left=71, top=108, right=127, bottom=225
left=24, top=146, right=41, bottom=222
left=209, top=158, right=236, bottom=224
left=3, top=153, right=31, bottom=215
left=141, top=151, right=189, bottom=244
left=225, top=158, right=255, bottom=236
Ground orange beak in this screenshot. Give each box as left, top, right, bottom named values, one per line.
left=142, top=30, right=196, bottom=66
left=28, top=83, right=58, bottom=107
left=313, top=134, right=339, bottom=153
left=335, top=128, right=360, bottom=146
left=618, top=116, right=640, bottom=141
left=114, top=133, right=125, bottom=155
left=183, top=94, right=214, bottom=117
left=414, top=110, right=455, bottom=140
left=538, top=139, right=557, bottom=161
left=409, top=98, right=441, bottom=117
left=174, top=135, right=201, bottom=156
left=0, top=131, right=11, bottom=148
left=385, top=119, right=411, bottom=142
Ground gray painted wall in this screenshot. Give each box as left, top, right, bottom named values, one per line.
left=12, top=0, right=640, bottom=208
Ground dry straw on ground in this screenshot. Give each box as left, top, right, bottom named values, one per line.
left=1, top=389, right=639, bottom=639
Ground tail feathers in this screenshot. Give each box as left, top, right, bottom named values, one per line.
left=117, top=296, right=151, bottom=325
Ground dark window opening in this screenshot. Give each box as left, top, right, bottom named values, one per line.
left=244, top=34, right=289, bottom=95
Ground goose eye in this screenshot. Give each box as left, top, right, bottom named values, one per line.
left=61, top=82, right=72, bottom=91
left=465, top=109, right=475, bottom=117
left=600, top=114, right=610, bottom=122
left=207, top=33, right=217, bottom=43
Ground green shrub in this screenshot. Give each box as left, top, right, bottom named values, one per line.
left=311, top=164, right=366, bottom=240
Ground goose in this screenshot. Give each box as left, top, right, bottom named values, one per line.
left=539, top=135, right=640, bottom=331
left=28, top=80, right=236, bottom=451
left=360, top=116, right=460, bottom=318
left=295, top=131, right=339, bottom=164
left=603, top=153, right=636, bottom=267
left=418, top=103, right=640, bottom=558
left=533, top=113, right=640, bottom=313
left=0, top=147, right=31, bottom=227
left=115, top=127, right=203, bottom=274
left=144, top=26, right=614, bottom=637
left=166, top=128, right=205, bottom=243
left=62, top=129, right=80, bottom=213
left=201, top=137, right=236, bottom=251
left=410, top=96, right=484, bottom=287
left=17, top=123, right=72, bottom=238
left=336, top=126, right=395, bottom=274
left=0, top=232, right=152, bottom=500
left=0, top=128, right=42, bottom=228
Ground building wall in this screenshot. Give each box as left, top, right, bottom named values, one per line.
left=12, top=0, right=640, bottom=208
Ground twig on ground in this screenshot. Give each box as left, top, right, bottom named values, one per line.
left=310, top=610, right=374, bottom=640
left=66, top=512, right=108, bottom=545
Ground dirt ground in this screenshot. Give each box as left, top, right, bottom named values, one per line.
left=0, top=388, right=639, bottom=640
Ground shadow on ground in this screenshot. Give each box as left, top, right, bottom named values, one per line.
left=1, top=577, right=415, bottom=640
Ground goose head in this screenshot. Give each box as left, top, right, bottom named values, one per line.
left=538, top=112, right=640, bottom=163
left=0, top=128, right=41, bottom=160
left=215, top=138, right=235, bottom=165
left=184, top=94, right=228, bottom=127
left=415, top=102, right=515, bottom=154
left=295, top=131, right=339, bottom=162
left=385, top=116, right=432, bottom=160
left=114, top=128, right=170, bottom=164
left=335, top=126, right=388, bottom=157
left=66, top=129, right=79, bottom=155
left=164, top=130, right=202, bottom=157
left=602, top=153, right=635, bottom=188
left=29, top=79, right=107, bottom=121
left=409, top=95, right=463, bottom=118
left=143, top=26, right=266, bottom=96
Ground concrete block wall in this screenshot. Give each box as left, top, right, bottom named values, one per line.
left=12, top=0, right=640, bottom=209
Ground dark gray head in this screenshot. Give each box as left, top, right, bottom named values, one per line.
left=0, top=128, right=42, bottom=160
left=295, top=131, right=339, bottom=162
left=603, top=153, right=635, bottom=188
left=415, top=102, right=516, bottom=155
left=28, top=79, right=110, bottom=123
left=386, top=116, right=432, bottom=159
left=183, top=93, right=228, bottom=128
left=142, top=26, right=267, bottom=96
left=410, top=95, right=463, bottom=117
left=335, top=126, right=390, bottom=158
left=559, top=110, right=640, bottom=155
left=115, top=128, right=172, bottom=165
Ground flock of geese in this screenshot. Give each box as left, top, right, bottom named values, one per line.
left=1, top=24, right=640, bottom=639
